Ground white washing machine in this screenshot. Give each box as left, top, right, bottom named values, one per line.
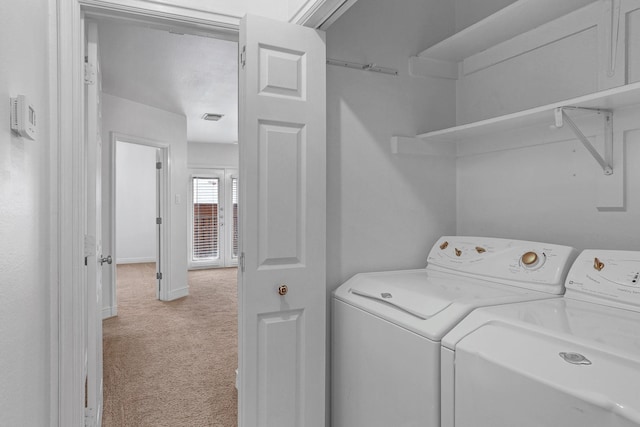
left=441, top=249, right=640, bottom=427
left=331, top=236, right=578, bottom=427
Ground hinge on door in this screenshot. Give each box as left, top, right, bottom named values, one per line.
left=240, top=252, right=245, bottom=272
left=240, top=45, right=246, bottom=69
left=84, top=61, right=96, bottom=85
left=156, top=217, right=162, bottom=225
left=157, top=272, right=163, bottom=280
left=156, top=162, right=162, bottom=169
left=84, top=407, right=96, bottom=427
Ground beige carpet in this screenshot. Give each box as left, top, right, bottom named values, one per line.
left=103, top=263, right=238, bottom=426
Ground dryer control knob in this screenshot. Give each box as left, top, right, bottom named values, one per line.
left=521, top=251, right=539, bottom=267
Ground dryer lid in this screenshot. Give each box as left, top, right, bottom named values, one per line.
left=454, top=322, right=640, bottom=425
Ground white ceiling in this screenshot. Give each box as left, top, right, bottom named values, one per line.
left=97, top=19, right=238, bottom=144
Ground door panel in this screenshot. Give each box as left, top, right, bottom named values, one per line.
left=238, top=14, right=326, bottom=427
left=258, top=121, right=304, bottom=266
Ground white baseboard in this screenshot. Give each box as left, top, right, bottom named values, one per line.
left=167, top=286, right=189, bottom=300
left=102, top=306, right=117, bottom=319
left=116, top=257, right=155, bottom=264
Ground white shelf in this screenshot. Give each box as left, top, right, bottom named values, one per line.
left=416, top=82, right=640, bottom=144
left=418, top=0, right=597, bottom=62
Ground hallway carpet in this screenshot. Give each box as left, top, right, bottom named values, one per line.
left=103, top=264, right=238, bottom=426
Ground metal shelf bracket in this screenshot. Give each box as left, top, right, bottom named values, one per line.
left=554, top=106, right=613, bottom=175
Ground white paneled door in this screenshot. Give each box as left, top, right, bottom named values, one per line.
left=238, top=14, right=327, bottom=427
left=85, top=20, right=104, bottom=427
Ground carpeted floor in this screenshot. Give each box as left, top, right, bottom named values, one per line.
left=102, top=263, right=238, bottom=426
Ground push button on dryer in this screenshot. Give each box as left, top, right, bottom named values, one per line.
left=559, top=352, right=592, bottom=365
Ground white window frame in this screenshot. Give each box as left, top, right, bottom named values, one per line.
left=188, top=168, right=238, bottom=269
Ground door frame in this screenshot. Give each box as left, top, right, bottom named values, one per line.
left=52, top=1, right=340, bottom=425
left=107, top=133, right=170, bottom=316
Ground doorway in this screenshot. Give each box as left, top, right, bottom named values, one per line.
left=93, top=15, right=240, bottom=424
left=104, top=138, right=167, bottom=318
left=58, top=4, right=329, bottom=425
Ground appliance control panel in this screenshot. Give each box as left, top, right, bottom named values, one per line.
left=566, top=250, right=640, bottom=307
left=427, top=236, right=578, bottom=292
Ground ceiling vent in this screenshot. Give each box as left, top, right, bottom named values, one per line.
left=202, top=113, right=224, bottom=121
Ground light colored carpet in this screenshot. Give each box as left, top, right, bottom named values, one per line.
left=103, top=263, right=238, bottom=426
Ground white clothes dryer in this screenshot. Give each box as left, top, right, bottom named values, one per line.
left=441, top=249, right=640, bottom=427
left=331, top=236, right=577, bottom=427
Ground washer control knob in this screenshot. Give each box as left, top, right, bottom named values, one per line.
left=440, top=241, right=449, bottom=250
left=521, top=251, right=539, bottom=267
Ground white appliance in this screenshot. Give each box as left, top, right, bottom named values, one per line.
left=331, top=236, right=578, bottom=427
left=441, top=249, right=640, bottom=427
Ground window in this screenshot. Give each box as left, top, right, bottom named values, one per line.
left=232, top=177, right=239, bottom=258
left=192, top=177, right=220, bottom=261
left=189, top=169, right=238, bottom=269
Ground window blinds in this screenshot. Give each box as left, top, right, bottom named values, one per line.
left=192, top=177, right=219, bottom=261
left=232, top=177, right=239, bottom=258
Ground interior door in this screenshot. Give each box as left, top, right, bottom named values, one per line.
left=85, top=20, right=104, bottom=427
left=156, top=148, right=162, bottom=298
left=238, top=14, right=326, bottom=427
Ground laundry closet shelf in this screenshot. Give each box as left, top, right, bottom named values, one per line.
left=418, top=0, right=597, bottom=63
left=415, top=82, right=640, bottom=144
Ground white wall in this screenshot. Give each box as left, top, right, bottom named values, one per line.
left=102, top=93, right=189, bottom=306
left=188, top=141, right=239, bottom=168
left=326, top=0, right=457, bottom=290
left=455, top=3, right=640, bottom=252
left=0, top=0, right=51, bottom=425
left=115, top=142, right=157, bottom=263
left=457, top=125, right=640, bottom=251
left=454, top=0, right=517, bottom=31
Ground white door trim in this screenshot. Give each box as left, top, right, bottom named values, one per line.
left=52, top=1, right=337, bottom=426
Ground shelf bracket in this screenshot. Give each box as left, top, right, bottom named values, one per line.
left=554, top=107, right=613, bottom=175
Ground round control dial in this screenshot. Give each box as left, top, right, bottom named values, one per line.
left=520, top=251, right=545, bottom=270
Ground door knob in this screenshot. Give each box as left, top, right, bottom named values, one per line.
left=100, top=255, right=113, bottom=265
left=278, top=284, right=288, bottom=296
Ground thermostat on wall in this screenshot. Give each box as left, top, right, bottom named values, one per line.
left=10, top=95, right=37, bottom=140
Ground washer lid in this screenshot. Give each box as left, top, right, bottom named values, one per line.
left=454, top=323, right=640, bottom=425
left=334, top=269, right=559, bottom=340
left=350, top=277, right=449, bottom=320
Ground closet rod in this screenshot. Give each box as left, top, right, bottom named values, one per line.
left=326, top=58, right=398, bottom=75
